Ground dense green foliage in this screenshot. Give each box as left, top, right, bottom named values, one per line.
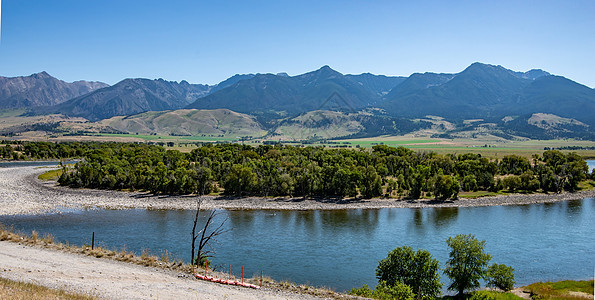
left=469, top=290, right=524, bottom=300
left=485, top=264, right=515, bottom=291
left=0, top=141, right=98, bottom=160
left=444, top=234, right=492, bottom=296
left=349, top=281, right=415, bottom=300
left=56, top=143, right=589, bottom=198
left=376, top=246, right=442, bottom=299
left=1, top=141, right=589, bottom=199
left=0, top=142, right=572, bottom=200
left=360, top=235, right=517, bottom=299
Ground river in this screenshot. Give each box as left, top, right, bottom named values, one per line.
left=2, top=198, right=594, bottom=292
left=1, top=160, right=594, bottom=292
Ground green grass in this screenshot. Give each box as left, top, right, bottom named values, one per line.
left=439, top=291, right=524, bottom=300
left=577, top=180, right=595, bottom=191
left=0, top=108, right=26, bottom=118
left=337, top=139, right=438, bottom=146
left=37, top=169, right=62, bottom=181
left=468, top=290, right=525, bottom=300
left=550, top=280, right=594, bottom=294
left=94, top=133, right=239, bottom=142
left=525, top=280, right=594, bottom=299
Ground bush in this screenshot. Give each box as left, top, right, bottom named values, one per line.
left=349, top=282, right=415, bottom=300
left=376, top=246, right=442, bottom=299
left=470, top=290, right=524, bottom=300
left=349, top=284, right=375, bottom=297
left=486, top=263, right=515, bottom=291
left=374, top=281, right=415, bottom=300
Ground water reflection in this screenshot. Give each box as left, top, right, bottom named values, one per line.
left=411, top=207, right=458, bottom=233
left=565, top=199, right=583, bottom=217
left=319, top=209, right=380, bottom=233
left=1, top=198, right=593, bottom=293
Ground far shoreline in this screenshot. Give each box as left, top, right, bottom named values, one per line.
left=0, top=166, right=592, bottom=216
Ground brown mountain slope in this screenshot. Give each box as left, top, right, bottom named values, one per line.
left=99, top=109, right=266, bottom=136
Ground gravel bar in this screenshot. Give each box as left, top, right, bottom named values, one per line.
left=1, top=166, right=594, bottom=216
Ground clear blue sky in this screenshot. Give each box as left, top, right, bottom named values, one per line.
left=1, top=0, right=594, bottom=87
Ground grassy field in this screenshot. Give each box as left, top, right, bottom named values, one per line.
left=5, top=130, right=595, bottom=159
left=0, top=277, right=96, bottom=300
left=524, top=280, right=594, bottom=299
left=334, top=136, right=595, bottom=159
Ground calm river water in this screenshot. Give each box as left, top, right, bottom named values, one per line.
left=1, top=160, right=594, bottom=291
left=2, top=198, right=594, bottom=292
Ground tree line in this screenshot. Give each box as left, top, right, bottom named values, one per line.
left=50, top=142, right=591, bottom=199
left=0, top=141, right=589, bottom=199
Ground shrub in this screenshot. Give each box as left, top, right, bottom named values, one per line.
left=374, top=281, right=415, bottom=300
left=377, top=246, right=442, bottom=299
left=470, top=290, right=524, bottom=300
left=349, top=284, right=375, bottom=297
left=349, top=282, right=415, bottom=300
left=486, top=263, right=515, bottom=291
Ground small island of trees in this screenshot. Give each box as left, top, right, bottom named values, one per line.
left=1, top=141, right=591, bottom=199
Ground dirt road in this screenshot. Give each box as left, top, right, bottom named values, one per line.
left=0, top=241, right=320, bottom=299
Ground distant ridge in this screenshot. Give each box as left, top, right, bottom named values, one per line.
left=0, top=72, right=108, bottom=109
left=4, top=62, right=594, bottom=140
left=187, top=65, right=398, bottom=116
left=379, top=62, right=595, bottom=125
left=36, top=78, right=211, bottom=121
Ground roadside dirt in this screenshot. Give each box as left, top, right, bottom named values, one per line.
left=0, top=241, right=321, bottom=300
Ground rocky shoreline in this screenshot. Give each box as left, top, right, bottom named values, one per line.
left=1, top=166, right=594, bottom=216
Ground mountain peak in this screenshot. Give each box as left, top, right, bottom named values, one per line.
left=522, top=69, right=551, bottom=80
left=464, top=62, right=504, bottom=72
left=316, top=65, right=340, bottom=73
left=32, top=71, right=52, bottom=79
left=310, top=65, right=342, bottom=77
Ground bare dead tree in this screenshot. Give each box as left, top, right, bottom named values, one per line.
left=191, top=197, right=228, bottom=269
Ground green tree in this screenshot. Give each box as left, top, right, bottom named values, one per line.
left=433, top=174, right=460, bottom=200
left=502, top=176, right=521, bottom=192
left=519, top=171, right=540, bottom=192
left=444, top=234, right=492, bottom=297
left=376, top=246, right=442, bottom=299
left=485, top=263, right=515, bottom=291
left=360, top=166, right=383, bottom=199
left=461, top=175, right=478, bottom=192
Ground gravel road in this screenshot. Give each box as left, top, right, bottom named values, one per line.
left=0, top=241, right=320, bottom=299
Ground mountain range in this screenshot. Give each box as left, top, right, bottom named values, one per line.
left=1, top=63, right=594, bottom=140
left=0, top=72, right=108, bottom=109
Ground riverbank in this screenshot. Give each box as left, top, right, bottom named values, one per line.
left=0, top=166, right=594, bottom=215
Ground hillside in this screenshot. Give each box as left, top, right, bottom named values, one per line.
left=380, top=63, right=595, bottom=126
left=38, top=78, right=211, bottom=121
left=0, top=72, right=108, bottom=109
left=4, top=63, right=594, bottom=140
left=187, top=66, right=382, bottom=116
left=100, top=109, right=265, bottom=137
left=269, top=109, right=430, bottom=140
